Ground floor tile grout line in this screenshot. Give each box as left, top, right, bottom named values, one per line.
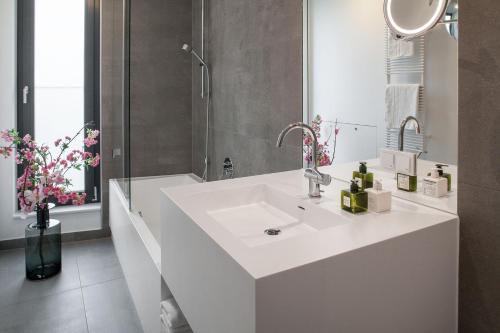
left=76, top=258, right=90, bottom=333
left=0, top=285, right=84, bottom=310
left=80, top=275, right=125, bottom=289
left=76, top=255, right=83, bottom=289
left=79, top=288, right=91, bottom=333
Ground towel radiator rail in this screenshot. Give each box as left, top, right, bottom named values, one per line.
left=385, top=27, right=426, bottom=154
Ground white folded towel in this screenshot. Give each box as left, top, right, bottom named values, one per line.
left=160, top=314, right=170, bottom=333
left=161, top=314, right=193, bottom=333
left=161, top=298, right=189, bottom=329
left=388, top=33, right=414, bottom=59
left=385, top=84, right=420, bottom=129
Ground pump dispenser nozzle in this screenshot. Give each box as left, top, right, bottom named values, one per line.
left=359, top=162, right=367, bottom=174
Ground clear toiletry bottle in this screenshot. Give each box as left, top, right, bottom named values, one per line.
left=352, top=161, right=374, bottom=190
left=341, top=180, right=368, bottom=214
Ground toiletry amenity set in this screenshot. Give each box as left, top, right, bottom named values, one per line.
left=396, top=158, right=452, bottom=196
left=380, top=148, right=453, bottom=196
left=340, top=159, right=453, bottom=214
left=341, top=162, right=391, bottom=214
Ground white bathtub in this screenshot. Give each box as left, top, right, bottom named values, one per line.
left=109, top=174, right=201, bottom=333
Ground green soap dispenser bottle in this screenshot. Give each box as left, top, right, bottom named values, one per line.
left=435, top=164, right=452, bottom=192
left=341, top=180, right=368, bottom=214
left=352, top=161, right=374, bottom=190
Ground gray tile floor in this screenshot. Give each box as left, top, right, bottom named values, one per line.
left=0, top=238, right=143, bottom=333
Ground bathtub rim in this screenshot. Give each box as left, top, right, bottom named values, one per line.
left=110, top=173, right=202, bottom=274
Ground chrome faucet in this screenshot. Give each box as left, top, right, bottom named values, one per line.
left=399, top=116, right=422, bottom=151
left=277, top=122, right=332, bottom=198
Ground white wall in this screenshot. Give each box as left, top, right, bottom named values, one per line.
left=423, top=26, right=458, bottom=164
left=308, top=0, right=458, bottom=165
left=0, top=0, right=101, bottom=242
left=308, top=0, right=387, bottom=163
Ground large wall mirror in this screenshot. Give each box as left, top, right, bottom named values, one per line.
left=303, top=0, right=458, bottom=213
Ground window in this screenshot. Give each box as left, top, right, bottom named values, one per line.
left=17, top=0, right=100, bottom=204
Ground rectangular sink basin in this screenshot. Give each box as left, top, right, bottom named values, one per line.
left=198, top=184, right=346, bottom=247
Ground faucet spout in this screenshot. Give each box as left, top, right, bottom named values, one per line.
left=277, top=122, right=331, bottom=198
left=399, top=116, right=422, bottom=151
left=277, top=122, right=319, bottom=167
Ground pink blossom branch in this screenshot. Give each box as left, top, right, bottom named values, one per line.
left=52, top=121, right=95, bottom=172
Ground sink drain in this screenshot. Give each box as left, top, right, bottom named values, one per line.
left=264, top=228, right=281, bottom=236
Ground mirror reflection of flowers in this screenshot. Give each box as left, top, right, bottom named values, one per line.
left=0, top=123, right=100, bottom=215
left=303, top=115, right=339, bottom=167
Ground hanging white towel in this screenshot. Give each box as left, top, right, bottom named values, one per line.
left=388, top=33, right=414, bottom=59
left=385, top=84, right=420, bottom=129
left=161, top=298, right=189, bottom=329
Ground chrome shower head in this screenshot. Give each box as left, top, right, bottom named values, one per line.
left=181, top=42, right=208, bottom=68
left=181, top=43, right=192, bottom=53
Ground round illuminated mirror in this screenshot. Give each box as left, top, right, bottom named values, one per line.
left=384, top=0, right=449, bottom=40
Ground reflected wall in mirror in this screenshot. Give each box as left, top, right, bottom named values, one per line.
left=304, top=0, right=458, bottom=213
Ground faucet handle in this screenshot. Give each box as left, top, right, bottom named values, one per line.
left=304, top=168, right=332, bottom=186
left=321, top=173, right=332, bottom=186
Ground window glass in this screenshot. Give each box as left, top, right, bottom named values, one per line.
left=34, top=0, right=85, bottom=191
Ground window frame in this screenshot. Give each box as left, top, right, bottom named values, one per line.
left=17, top=0, right=101, bottom=206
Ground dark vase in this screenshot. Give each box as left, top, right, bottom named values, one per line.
left=25, top=205, right=62, bottom=280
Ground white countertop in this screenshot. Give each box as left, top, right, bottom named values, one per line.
left=163, top=169, right=458, bottom=279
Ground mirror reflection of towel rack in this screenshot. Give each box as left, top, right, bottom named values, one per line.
left=385, top=27, right=426, bottom=154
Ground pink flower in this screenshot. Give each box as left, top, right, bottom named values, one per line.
left=43, top=186, right=52, bottom=196
left=22, top=134, right=31, bottom=144
left=335, top=128, right=340, bottom=135
left=0, top=147, right=13, bottom=158
left=71, top=192, right=87, bottom=206
left=90, top=153, right=100, bottom=167
left=87, top=129, right=100, bottom=139
left=54, top=175, right=65, bottom=184
left=57, top=194, right=70, bottom=204
left=319, top=154, right=331, bottom=167
left=24, top=150, right=34, bottom=161
left=1, top=126, right=102, bottom=210
left=84, top=137, right=98, bottom=148
left=0, top=129, right=13, bottom=143
left=84, top=129, right=99, bottom=147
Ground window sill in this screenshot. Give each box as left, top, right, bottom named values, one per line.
left=13, top=203, right=101, bottom=220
